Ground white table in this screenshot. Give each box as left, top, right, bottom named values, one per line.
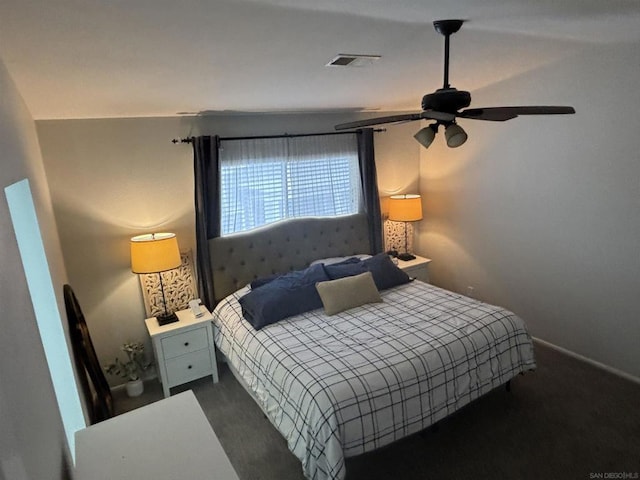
left=75, top=390, right=239, bottom=480
left=397, top=254, right=431, bottom=283
left=145, top=306, right=218, bottom=398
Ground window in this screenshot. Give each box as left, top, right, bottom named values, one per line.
left=220, top=134, right=361, bottom=235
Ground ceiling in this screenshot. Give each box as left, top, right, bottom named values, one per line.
left=1, top=0, right=639, bottom=120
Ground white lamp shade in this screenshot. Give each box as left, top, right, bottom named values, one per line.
left=445, top=123, right=468, bottom=148
left=414, top=126, right=436, bottom=149
left=388, top=194, right=423, bottom=222
left=130, top=233, right=181, bottom=273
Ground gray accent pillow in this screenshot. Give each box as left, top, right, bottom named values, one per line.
left=315, top=272, right=382, bottom=316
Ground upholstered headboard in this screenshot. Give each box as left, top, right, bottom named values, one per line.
left=210, top=214, right=370, bottom=302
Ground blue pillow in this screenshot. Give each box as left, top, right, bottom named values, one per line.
left=323, top=257, right=368, bottom=280
left=239, top=264, right=329, bottom=330
left=361, top=253, right=410, bottom=290
left=250, top=273, right=281, bottom=290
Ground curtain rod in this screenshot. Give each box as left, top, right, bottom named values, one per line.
left=171, top=128, right=385, bottom=144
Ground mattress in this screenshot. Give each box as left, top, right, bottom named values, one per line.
left=211, top=280, right=536, bottom=480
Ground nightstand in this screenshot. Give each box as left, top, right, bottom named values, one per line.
left=145, top=306, right=218, bottom=398
left=397, top=255, right=431, bottom=283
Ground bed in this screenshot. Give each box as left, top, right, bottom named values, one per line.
left=209, top=214, right=536, bottom=480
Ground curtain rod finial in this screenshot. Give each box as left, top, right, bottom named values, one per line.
left=171, top=137, right=194, bottom=144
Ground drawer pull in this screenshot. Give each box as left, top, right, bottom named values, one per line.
left=188, top=365, right=193, bottom=369
left=184, top=341, right=190, bottom=346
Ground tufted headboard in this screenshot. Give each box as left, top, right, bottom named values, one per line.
left=209, top=214, right=371, bottom=302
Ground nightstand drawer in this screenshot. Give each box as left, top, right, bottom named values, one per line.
left=397, top=255, right=431, bottom=283
left=403, top=265, right=429, bottom=283
left=165, top=349, right=212, bottom=386
left=161, top=327, right=208, bottom=359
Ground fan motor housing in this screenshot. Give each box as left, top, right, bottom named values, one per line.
left=422, top=88, right=471, bottom=113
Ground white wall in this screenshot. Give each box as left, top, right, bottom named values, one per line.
left=418, top=42, right=640, bottom=379
left=0, top=59, right=73, bottom=479
left=35, top=41, right=640, bottom=385
left=36, top=113, right=420, bottom=385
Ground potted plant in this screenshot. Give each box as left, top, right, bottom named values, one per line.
left=105, top=341, right=151, bottom=397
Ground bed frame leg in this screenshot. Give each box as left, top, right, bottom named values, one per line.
left=505, top=380, right=511, bottom=392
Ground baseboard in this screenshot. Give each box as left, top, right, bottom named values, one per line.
left=533, top=337, right=640, bottom=385
left=110, top=372, right=159, bottom=394
left=110, top=383, right=126, bottom=394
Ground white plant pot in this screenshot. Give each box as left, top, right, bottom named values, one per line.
left=125, top=378, right=144, bottom=397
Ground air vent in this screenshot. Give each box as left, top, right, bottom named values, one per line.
left=326, top=54, right=381, bottom=67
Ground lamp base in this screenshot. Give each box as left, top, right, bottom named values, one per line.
left=397, top=252, right=416, bottom=261
left=157, top=313, right=179, bottom=326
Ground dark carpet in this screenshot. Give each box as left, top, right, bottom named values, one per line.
left=116, top=341, right=640, bottom=480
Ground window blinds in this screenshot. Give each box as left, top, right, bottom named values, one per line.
left=220, top=134, right=361, bottom=235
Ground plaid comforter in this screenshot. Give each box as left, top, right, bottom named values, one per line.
left=212, top=281, right=536, bottom=480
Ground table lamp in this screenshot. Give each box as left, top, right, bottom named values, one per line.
left=388, top=194, right=423, bottom=261
left=130, top=232, right=181, bottom=325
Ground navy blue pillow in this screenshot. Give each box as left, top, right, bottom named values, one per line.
left=250, top=273, right=281, bottom=290
left=239, top=264, right=329, bottom=330
left=323, top=257, right=368, bottom=280
left=361, top=253, right=410, bottom=290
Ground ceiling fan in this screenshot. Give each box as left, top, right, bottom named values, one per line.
left=335, top=19, right=575, bottom=148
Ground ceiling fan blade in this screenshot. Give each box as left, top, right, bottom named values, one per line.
left=335, top=110, right=455, bottom=131
left=458, top=106, right=576, bottom=122
left=335, top=114, right=418, bottom=131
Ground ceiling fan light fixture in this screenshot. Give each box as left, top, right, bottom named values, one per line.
left=445, top=123, right=467, bottom=148
left=333, top=19, right=575, bottom=139
left=414, top=124, right=438, bottom=149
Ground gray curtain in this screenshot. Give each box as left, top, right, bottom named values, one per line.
left=357, top=128, right=383, bottom=254
left=193, top=135, right=220, bottom=309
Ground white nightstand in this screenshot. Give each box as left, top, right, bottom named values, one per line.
left=145, top=306, right=218, bottom=398
left=397, top=255, right=431, bottom=283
